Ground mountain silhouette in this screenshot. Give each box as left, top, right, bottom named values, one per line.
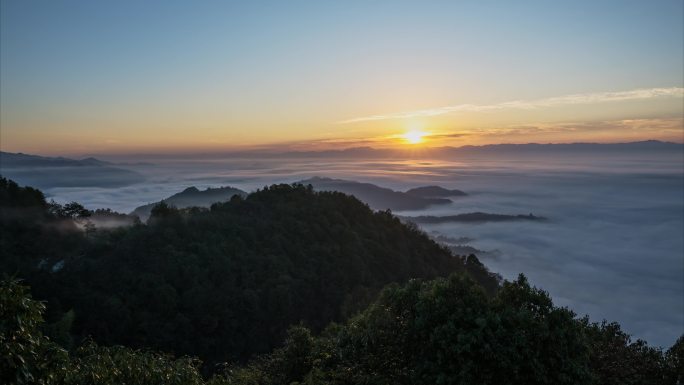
left=299, top=177, right=454, bottom=211
left=0, top=151, right=144, bottom=188
left=131, top=186, right=247, bottom=220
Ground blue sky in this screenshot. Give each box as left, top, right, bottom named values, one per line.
left=1, top=0, right=683, bottom=154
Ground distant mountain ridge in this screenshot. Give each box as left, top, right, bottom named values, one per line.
left=401, top=212, right=547, bottom=224
left=235, top=140, right=684, bottom=159
left=0, top=152, right=113, bottom=168
left=131, top=186, right=247, bottom=220
left=405, top=185, right=467, bottom=198
left=298, top=177, right=456, bottom=211
left=448, top=140, right=684, bottom=154
left=130, top=178, right=467, bottom=217
left=4, top=140, right=680, bottom=163
left=0, top=151, right=144, bottom=188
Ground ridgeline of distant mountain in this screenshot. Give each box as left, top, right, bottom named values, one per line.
left=229, top=140, right=684, bottom=159
left=405, top=185, right=467, bottom=198
left=131, top=186, right=247, bottom=220
left=0, top=151, right=144, bottom=188
left=401, top=212, right=546, bottom=224
left=128, top=178, right=466, bottom=217
left=4, top=140, right=680, bottom=167
left=298, top=177, right=460, bottom=211
left=0, top=152, right=114, bottom=167
left=446, top=140, right=684, bottom=155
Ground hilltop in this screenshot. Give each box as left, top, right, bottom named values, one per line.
left=299, top=177, right=454, bottom=211
left=131, top=185, right=247, bottom=220
left=0, top=177, right=499, bottom=369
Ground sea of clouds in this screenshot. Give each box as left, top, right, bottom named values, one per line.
left=14, top=151, right=684, bottom=348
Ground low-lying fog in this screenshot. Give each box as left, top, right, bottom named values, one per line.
left=22, top=152, right=684, bottom=347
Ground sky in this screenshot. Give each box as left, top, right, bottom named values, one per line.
left=1, top=0, right=683, bottom=155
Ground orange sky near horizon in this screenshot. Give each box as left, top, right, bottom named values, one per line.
left=2, top=98, right=681, bottom=156
left=1, top=2, right=683, bottom=156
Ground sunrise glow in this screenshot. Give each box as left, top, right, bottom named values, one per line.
left=403, top=130, right=428, bottom=145
left=0, top=1, right=682, bottom=155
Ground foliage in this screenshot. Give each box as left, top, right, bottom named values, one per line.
left=583, top=320, right=668, bottom=385
left=2, top=272, right=680, bottom=385
left=64, top=341, right=204, bottom=385
left=0, top=277, right=205, bottom=385
left=213, top=325, right=316, bottom=385
left=224, top=274, right=684, bottom=385
left=0, top=179, right=500, bottom=370
left=0, top=177, right=47, bottom=209
left=665, top=336, right=684, bottom=385
left=221, top=274, right=680, bottom=385
left=303, top=273, right=592, bottom=385
left=1, top=177, right=680, bottom=384
left=0, top=278, right=68, bottom=384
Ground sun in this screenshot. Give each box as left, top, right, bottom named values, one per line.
left=402, top=130, right=427, bottom=144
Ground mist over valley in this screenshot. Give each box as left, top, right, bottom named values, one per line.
left=3, top=143, right=681, bottom=347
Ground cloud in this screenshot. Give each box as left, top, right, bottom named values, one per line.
left=487, top=118, right=684, bottom=137
left=425, top=133, right=470, bottom=139
left=338, top=87, right=684, bottom=124
left=408, top=168, right=683, bottom=348
left=32, top=153, right=684, bottom=348
left=422, top=118, right=684, bottom=142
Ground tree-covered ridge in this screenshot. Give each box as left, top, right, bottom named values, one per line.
left=224, top=274, right=683, bottom=385
left=1, top=278, right=206, bottom=385
left=2, top=276, right=681, bottom=385
left=0, top=177, right=500, bottom=370
left=0, top=177, right=47, bottom=208
left=1, top=176, right=681, bottom=384
left=130, top=185, right=247, bottom=220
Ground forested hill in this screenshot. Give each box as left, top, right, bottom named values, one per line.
left=1, top=176, right=680, bottom=384
left=0, top=177, right=500, bottom=369
left=130, top=185, right=247, bottom=220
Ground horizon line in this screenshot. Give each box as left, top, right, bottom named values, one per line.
left=2, top=139, right=682, bottom=159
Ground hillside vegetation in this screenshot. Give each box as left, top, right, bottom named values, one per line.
left=130, top=186, right=247, bottom=220
left=0, top=176, right=681, bottom=384
left=0, top=177, right=499, bottom=369
left=2, top=275, right=681, bottom=385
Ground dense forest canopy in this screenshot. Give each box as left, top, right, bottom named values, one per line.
left=0, top=176, right=681, bottom=384
left=2, top=276, right=682, bottom=385
left=0, top=177, right=499, bottom=368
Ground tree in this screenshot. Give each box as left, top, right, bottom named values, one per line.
left=0, top=278, right=68, bottom=385
left=665, top=335, right=683, bottom=385
left=61, top=202, right=91, bottom=219
left=234, top=273, right=593, bottom=385
left=0, top=277, right=205, bottom=385
left=584, top=320, right=667, bottom=385
left=0, top=177, right=47, bottom=209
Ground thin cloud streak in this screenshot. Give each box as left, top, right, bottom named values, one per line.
left=338, top=87, right=684, bottom=124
